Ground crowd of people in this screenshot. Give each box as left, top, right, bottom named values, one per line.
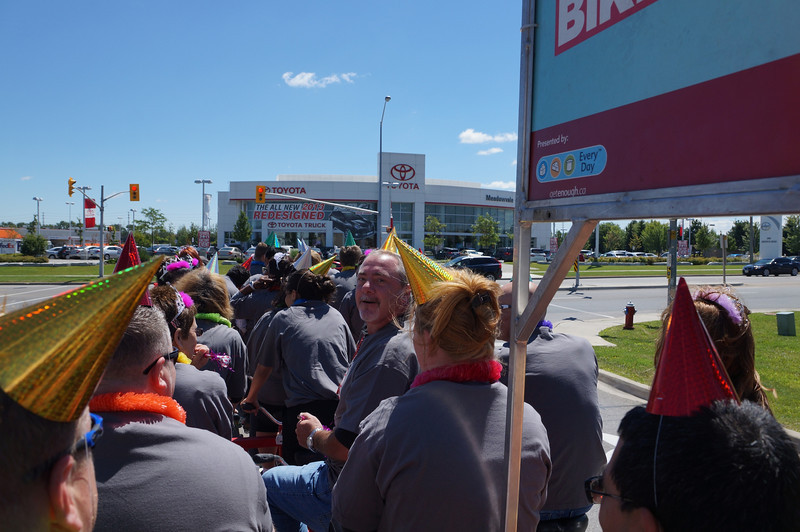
left=1, top=237, right=799, bottom=532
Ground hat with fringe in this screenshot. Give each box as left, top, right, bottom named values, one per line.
left=0, top=258, right=164, bottom=421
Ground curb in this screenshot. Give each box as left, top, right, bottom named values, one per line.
left=599, top=370, right=800, bottom=451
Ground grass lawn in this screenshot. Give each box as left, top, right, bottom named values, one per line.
left=596, top=313, right=800, bottom=430
left=0, top=263, right=235, bottom=283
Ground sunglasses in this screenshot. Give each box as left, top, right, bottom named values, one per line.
left=585, top=475, right=635, bottom=505
left=142, top=347, right=180, bottom=375
left=25, top=413, right=104, bottom=482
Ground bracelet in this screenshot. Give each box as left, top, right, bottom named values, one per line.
left=307, top=427, right=325, bottom=453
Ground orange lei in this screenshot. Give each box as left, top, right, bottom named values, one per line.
left=90, top=392, right=187, bottom=424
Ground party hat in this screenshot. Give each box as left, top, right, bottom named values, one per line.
left=392, top=236, right=452, bottom=305
left=0, top=258, right=164, bottom=421
left=293, top=247, right=312, bottom=270
left=345, top=231, right=356, bottom=247
left=241, top=255, right=253, bottom=271
left=647, top=277, right=738, bottom=416
left=297, top=238, right=308, bottom=253
left=310, top=255, right=336, bottom=276
left=380, top=229, right=397, bottom=252
left=114, top=233, right=151, bottom=305
left=206, top=252, right=219, bottom=274
left=265, top=232, right=280, bottom=248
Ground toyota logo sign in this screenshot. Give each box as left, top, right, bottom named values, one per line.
left=391, top=164, right=415, bottom=181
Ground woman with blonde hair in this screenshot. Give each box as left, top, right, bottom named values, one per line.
left=655, top=285, right=772, bottom=411
left=332, top=269, right=551, bottom=530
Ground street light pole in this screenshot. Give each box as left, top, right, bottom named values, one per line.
left=66, top=201, right=74, bottom=244
left=378, top=96, right=391, bottom=239
left=130, top=209, right=136, bottom=237
left=194, top=180, right=212, bottom=231
left=32, top=197, right=43, bottom=235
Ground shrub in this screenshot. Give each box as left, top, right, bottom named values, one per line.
left=20, top=234, right=47, bottom=257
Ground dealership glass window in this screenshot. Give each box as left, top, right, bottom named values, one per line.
left=392, top=202, right=413, bottom=242
left=424, top=204, right=513, bottom=247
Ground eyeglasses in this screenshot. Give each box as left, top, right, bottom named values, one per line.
left=585, top=475, right=635, bottom=505
left=142, top=347, right=180, bottom=375
left=25, top=413, right=104, bottom=482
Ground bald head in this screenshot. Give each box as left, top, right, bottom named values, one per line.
left=498, top=281, right=538, bottom=342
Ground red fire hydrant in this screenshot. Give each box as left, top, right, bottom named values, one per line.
left=623, top=301, right=636, bottom=330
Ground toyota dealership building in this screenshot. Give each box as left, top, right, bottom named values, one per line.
left=217, top=152, right=549, bottom=251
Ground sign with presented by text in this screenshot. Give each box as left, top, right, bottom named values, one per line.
left=527, top=0, right=800, bottom=209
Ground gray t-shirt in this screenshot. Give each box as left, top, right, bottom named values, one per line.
left=330, top=268, right=357, bottom=310
left=338, top=287, right=365, bottom=343
left=196, top=318, right=248, bottom=404
left=230, top=280, right=279, bottom=338
left=259, top=300, right=354, bottom=407
left=332, top=380, right=551, bottom=531
left=94, top=409, right=272, bottom=531
left=246, top=308, right=287, bottom=406
left=327, top=321, right=418, bottom=482
left=498, top=327, right=606, bottom=513
left=173, top=362, right=234, bottom=439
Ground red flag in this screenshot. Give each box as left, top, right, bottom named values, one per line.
left=84, top=198, right=97, bottom=228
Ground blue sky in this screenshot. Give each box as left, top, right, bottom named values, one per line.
left=0, top=1, right=736, bottom=233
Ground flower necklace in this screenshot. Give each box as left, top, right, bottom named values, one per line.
left=195, top=312, right=232, bottom=328
left=90, top=392, right=187, bottom=423
left=411, top=359, right=502, bottom=389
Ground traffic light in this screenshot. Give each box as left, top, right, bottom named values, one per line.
left=129, top=184, right=140, bottom=201
left=255, top=185, right=266, bottom=203
left=68, top=177, right=76, bottom=197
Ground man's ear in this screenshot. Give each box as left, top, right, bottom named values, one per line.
left=146, top=357, right=170, bottom=395
left=629, top=505, right=663, bottom=532
left=48, top=455, right=84, bottom=531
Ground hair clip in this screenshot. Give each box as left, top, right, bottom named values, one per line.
left=692, top=290, right=745, bottom=326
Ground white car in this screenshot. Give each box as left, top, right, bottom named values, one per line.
left=98, top=245, right=123, bottom=260
left=245, top=246, right=257, bottom=259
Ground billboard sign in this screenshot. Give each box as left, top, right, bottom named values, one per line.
left=525, top=1, right=800, bottom=219
left=253, top=202, right=376, bottom=238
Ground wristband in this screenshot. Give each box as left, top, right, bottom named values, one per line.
left=307, top=427, right=324, bottom=453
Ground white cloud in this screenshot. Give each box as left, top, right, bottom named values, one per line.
left=477, top=147, right=503, bottom=156
left=282, top=71, right=358, bottom=88
left=484, top=181, right=516, bottom=190
left=458, top=128, right=517, bottom=144
left=511, top=160, right=517, bottom=166
left=20, top=176, right=32, bottom=181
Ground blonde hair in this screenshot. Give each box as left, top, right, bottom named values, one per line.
left=412, top=269, right=500, bottom=362
left=174, top=268, right=234, bottom=320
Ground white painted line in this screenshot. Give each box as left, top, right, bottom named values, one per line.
left=547, top=302, right=616, bottom=319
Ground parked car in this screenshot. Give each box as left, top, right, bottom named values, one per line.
left=98, top=245, right=123, bottom=260
left=493, top=247, right=514, bottom=261
left=436, top=247, right=460, bottom=260
left=245, top=246, right=257, bottom=259
left=445, top=255, right=502, bottom=281
left=742, top=257, right=799, bottom=277
left=57, top=245, right=80, bottom=259
left=153, top=246, right=179, bottom=256
left=46, top=246, right=62, bottom=259
left=218, top=246, right=243, bottom=260
left=530, top=252, right=548, bottom=262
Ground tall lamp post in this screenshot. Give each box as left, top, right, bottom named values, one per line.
left=66, top=201, right=74, bottom=244
left=378, top=96, right=391, bottom=238
left=32, top=197, right=43, bottom=235
left=194, top=179, right=212, bottom=231
left=130, top=208, right=137, bottom=237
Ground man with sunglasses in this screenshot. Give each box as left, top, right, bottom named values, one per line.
left=90, top=306, right=273, bottom=531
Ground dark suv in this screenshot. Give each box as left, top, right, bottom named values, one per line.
left=57, top=245, right=80, bottom=259
left=493, top=247, right=513, bottom=261
left=742, top=257, right=800, bottom=277
left=445, top=255, right=503, bottom=281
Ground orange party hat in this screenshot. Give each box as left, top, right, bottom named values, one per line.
left=114, top=232, right=151, bottom=306
left=646, top=277, right=738, bottom=416
left=241, top=255, right=253, bottom=271
left=310, top=255, right=336, bottom=276
left=392, top=236, right=452, bottom=304
left=0, top=258, right=164, bottom=421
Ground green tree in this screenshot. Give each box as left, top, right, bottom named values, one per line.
left=600, top=223, right=625, bottom=252
left=726, top=220, right=751, bottom=254
left=640, top=220, right=669, bottom=255
left=471, top=213, right=500, bottom=249
left=624, top=220, right=646, bottom=251
left=141, top=207, right=168, bottom=246
left=423, top=215, right=446, bottom=251
left=21, top=233, right=47, bottom=257
left=176, top=223, right=200, bottom=247
left=232, top=210, right=252, bottom=246
left=694, top=223, right=717, bottom=255
left=784, top=215, right=800, bottom=255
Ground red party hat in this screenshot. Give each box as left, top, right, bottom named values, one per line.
left=646, top=277, right=738, bottom=416
left=114, top=233, right=152, bottom=306
left=241, top=255, right=253, bottom=271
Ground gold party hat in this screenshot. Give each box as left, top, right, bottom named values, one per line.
left=0, top=258, right=163, bottom=421
left=380, top=229, right=398, bottom=252
left=310, top=255, right=336, bottom=276
left=392, top=236, right=452, bottom=304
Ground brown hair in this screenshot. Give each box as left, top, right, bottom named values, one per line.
left=174, top=268, right=234, bottom=320
left=338, top=245, right=363, bottom=267
left=149, top=284, right=198, bottom=340
left=412, top=269, right=500, bottom=362
left=654, top=286, right=771, bottom=411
